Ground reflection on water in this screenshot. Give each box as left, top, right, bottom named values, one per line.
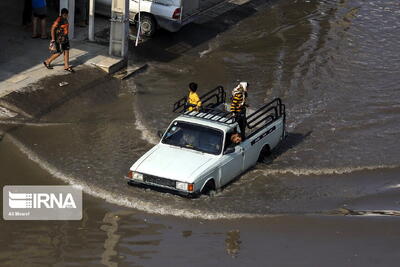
left=182, top=230, right=193, bottom=238
left=225, top=230, right=241, bottom=258
left=101, top=211, right=124, bottom=267
left=100, top=209, right=167, bottom=266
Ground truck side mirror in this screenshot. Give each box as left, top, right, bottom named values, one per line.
left=224, top=147, right=235, bottom=155
left=157, top=130, right=164, bottom=139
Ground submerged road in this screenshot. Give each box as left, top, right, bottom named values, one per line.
left=1, top=0, right=400, bottom=266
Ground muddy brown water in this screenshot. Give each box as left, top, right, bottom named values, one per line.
left=1, top=0, right=400, bottom=265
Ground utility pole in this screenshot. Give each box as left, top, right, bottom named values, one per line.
left=88, top=0, right=95, bottom=41
left=109, top=0, right=129, bottom=59
left=60, top=0, right=75, bottom=39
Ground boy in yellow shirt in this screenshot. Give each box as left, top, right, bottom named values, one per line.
left=187, top=82, right=202, bottom=111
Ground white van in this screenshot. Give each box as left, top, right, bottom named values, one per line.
left=96, top=0, right=225, bottom=36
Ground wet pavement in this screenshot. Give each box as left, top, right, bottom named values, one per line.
left=1, top=0, right=400, bottom=265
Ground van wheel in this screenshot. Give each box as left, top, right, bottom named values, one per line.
left=201, top=180, right=216, bottom=196
left=258, top=145, right=271, bottom=162
left=138, top=14, right=156, bottom=37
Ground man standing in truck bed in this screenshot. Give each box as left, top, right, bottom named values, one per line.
left=230, top=82, right=249, bottom=139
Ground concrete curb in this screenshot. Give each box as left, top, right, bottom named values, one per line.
left=113, top=64, right=148, bottom=80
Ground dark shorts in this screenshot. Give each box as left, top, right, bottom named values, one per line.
left=33, top=7, right=47, bottom=19
left=53, top=39, right=70, bottom=54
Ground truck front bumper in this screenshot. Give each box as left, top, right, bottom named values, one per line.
left=125, top=177, right=198, bottom=198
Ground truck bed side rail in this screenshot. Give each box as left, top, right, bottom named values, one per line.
left=246, top=98, right=285, bottom=133
left=173, top=86, right=226, bottom=113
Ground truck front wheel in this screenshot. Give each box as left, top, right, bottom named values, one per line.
left=201, top=179, right=216, bottom=197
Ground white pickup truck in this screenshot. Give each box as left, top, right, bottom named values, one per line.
left=96, top=0, right=225, bottom=36
left=126, top=86, right=286, bottom=197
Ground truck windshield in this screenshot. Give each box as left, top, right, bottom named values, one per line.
left=162, top=121, right=223, bottom=155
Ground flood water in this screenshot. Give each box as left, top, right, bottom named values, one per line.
left=1, top=0, right=400, bottom=265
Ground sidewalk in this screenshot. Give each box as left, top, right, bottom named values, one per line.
left=0, top=41, right=115, bottom=97
left=0, top=1, right=121, bottom=99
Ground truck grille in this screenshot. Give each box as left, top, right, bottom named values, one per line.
left=143, top=174, right=176, bottom=188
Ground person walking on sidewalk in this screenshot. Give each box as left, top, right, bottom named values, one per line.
left=32, top=0, right=47, bottom=38
left=43, top=8, right=74, bottom=72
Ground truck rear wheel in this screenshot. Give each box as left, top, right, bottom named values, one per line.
left=138, top=14, right=156, bottom=37
left=258, top=145, right=271, bottom=162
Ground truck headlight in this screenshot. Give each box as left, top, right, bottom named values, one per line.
left=176, top=182, right=194, bottom=192
left=128, top=171, right=143, bottom=181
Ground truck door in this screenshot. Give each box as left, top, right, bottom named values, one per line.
left=240, top=139, right=258, bottom=171
left=219, top=146, right=244, bottom=187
